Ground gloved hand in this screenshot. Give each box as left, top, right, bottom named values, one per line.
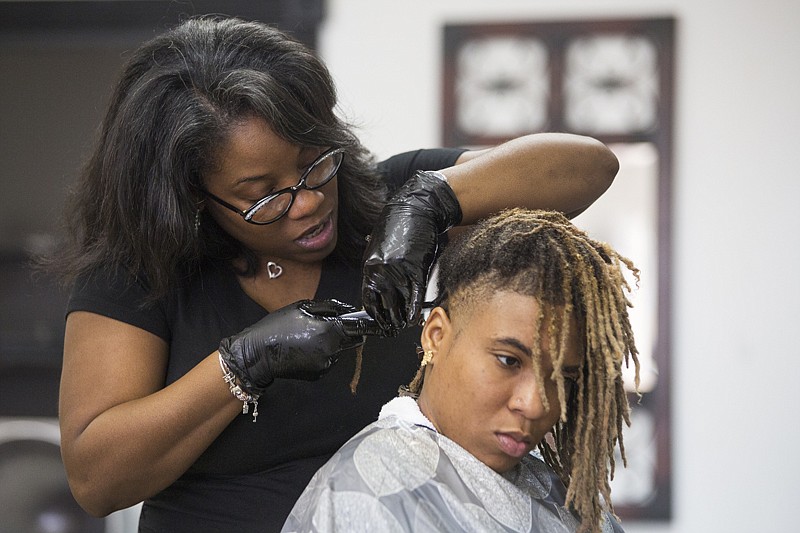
left=362, top=170, right=462, bottom=333
left=219, top=299, right=382, bottom=395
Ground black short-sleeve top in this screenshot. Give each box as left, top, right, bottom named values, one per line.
left=66, top=148, right=465, bottom=532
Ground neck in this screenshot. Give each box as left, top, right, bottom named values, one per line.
left=236, top=257, right=324, bottom=312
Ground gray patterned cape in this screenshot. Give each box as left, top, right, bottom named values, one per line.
left=281, top=397, right=622, bottom=532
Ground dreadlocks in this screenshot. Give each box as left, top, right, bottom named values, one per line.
left=407, top=207, right=640, bottom=533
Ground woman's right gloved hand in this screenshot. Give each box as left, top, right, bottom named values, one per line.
left=361, top=170, right=462, bottom=335
left=218, top=299, right=382, bottom=396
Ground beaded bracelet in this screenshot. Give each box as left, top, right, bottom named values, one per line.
left=218, top=354, right=260, bottom=422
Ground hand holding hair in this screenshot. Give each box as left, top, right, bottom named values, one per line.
left=218, top=299, right=382, bottom=395
left=361, top=170, right=462, bottom=334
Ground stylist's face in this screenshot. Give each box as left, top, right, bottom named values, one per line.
left=202, top=116, right=339, bottom=264
left=418, top=291, right=582, bottom=474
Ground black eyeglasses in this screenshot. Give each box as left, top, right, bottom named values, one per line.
left=202, top=147, right=344, bottom=225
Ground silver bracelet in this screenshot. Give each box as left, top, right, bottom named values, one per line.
left=218, top=354, right=260, bottom=422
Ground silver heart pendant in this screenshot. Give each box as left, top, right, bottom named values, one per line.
left=266, top=261, right=283, bottom=279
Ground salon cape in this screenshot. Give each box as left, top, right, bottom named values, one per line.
left=281, top=396, right=623, bottom=532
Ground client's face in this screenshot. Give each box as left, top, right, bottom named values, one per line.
left=418, top=291, right=582, bottom=473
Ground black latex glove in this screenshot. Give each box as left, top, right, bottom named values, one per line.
left=362, top=170, right=462, bottom=333
left=218, top=299, right=383, bottom=395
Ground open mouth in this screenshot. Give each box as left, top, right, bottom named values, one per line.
left=294, top=214, right=334, bottom=250
left=301, top=221, right=326, bottom=240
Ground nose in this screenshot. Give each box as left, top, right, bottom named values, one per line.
left=509, top=375, right=548, bottom=420
left=286, top=186, right=325, bottom=220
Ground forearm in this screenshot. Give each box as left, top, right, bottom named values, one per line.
left=62, top=352, right=242, bottom=516
left=444, top=133, right=619, bottom=223
left=62, top=298, right=374, bottom=516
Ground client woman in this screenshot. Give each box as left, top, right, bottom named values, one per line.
left=282, top=208, right=640, bottom=533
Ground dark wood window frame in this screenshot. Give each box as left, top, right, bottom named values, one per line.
left=442, top=17, right=675, bottom=521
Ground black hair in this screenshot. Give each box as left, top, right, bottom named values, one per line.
left=53, top=15, right=386, bottom=301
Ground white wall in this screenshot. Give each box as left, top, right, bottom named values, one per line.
left=321, top=1, right=800, bottom=532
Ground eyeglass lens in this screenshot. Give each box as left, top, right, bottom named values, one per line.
left=248, top=150, right=343, bottom=224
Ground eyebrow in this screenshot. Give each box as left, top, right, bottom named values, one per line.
left=230, top=149, right=320, bottom=189
left=493, top=337, right=532, bottom=358
left=232, top=174, right=272, bottom=188
left=494, top=337, right=582, bottom=373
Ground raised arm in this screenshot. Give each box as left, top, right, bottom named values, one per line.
left=446, top=132, right=618, bottom=222
left=361, top=133, right=618, bottom=332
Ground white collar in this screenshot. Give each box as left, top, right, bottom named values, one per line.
left=378, top=396, right=436, bottom=432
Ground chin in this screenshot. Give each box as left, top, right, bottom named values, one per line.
left=493, top=460, right=521, bottom=474
left=317, top=232, right=338, bottom=260
left=305, top=237, right=338, bottom=264
left=479, top=454, right=521, bottom=475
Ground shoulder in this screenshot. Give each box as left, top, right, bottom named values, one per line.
left=314, top=417, right=441, bottom=493
left=70, top=264, right=145, bottom=296
left=377, top=148, right=467, bottom=192
left=66, top=260, right=232, bottom=342
left=67, top=266, right=164, bottom=332
left=283, top=420, right=436, bottom=532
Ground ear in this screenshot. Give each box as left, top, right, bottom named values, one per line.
left=421, top=307, right=451, bottom=356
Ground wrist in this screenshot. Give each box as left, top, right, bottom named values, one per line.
left=425, top=169, right=448, bottom=184
left=402, top=170, right=463, bottom=232
left=218, top=352, right=261, bottom=422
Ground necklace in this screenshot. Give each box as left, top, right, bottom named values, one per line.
left=266, top=261, right=283, bottom=279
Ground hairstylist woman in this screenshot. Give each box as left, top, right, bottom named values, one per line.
left=54, top=15, right=619, bottom=532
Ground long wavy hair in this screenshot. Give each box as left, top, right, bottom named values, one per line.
left=53, top=15, right=386, bottom=301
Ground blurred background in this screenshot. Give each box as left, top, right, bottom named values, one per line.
left=1, top=1, right=798, bottom=532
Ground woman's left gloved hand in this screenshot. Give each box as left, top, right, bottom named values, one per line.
left=219, top=299, right=383, bottom=395
left=361, top=170, right=462, bottom=334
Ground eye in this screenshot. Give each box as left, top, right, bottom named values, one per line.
left=246, top=192, right=267, bottom=202
left=495, top=354, right=521, bottom=368
left=241, top=193, right=269, bottom=207
left=239, top=183, right=274, bottom=203
left=298, top=160, right=314, bottom=174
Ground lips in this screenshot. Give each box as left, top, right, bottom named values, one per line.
left=495, top=432, right=532, bottom=459
left=301, top=222, right=325, bottom=239
left=294, top=214, right=335, bottom=251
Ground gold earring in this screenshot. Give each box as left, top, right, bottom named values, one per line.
left=420, top=350, right=434, bottom=367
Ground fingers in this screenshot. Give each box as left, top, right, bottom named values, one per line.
left=381, top=289, right=406, bottom=331
left=338, top=313, right=385, bottom=337
left=407, top=283, right=424, bottom=326
left=362, top=277, right=432, bottom=331
left=300, top=299, right=387, bottom=339
left=300, top=299, right=357, bottom=317
left=361, top=277, right=397, bottom=334
left=373, top=292, right=404, bottom=334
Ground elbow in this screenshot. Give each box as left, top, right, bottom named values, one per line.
left=82, top=503, right=115, bottom=519
left=590, top=137, right=620, bottom=192
left=603, top=145, right=620, bottom=188
left=577, top=138, right=619, bottom=212
left=562, top=137, right=620, bottom=218
left=63, top=455, right=128, bottom=517
left=67, top=473, right=117, bottom=517
left=68, top=473, right=145, bottom=518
